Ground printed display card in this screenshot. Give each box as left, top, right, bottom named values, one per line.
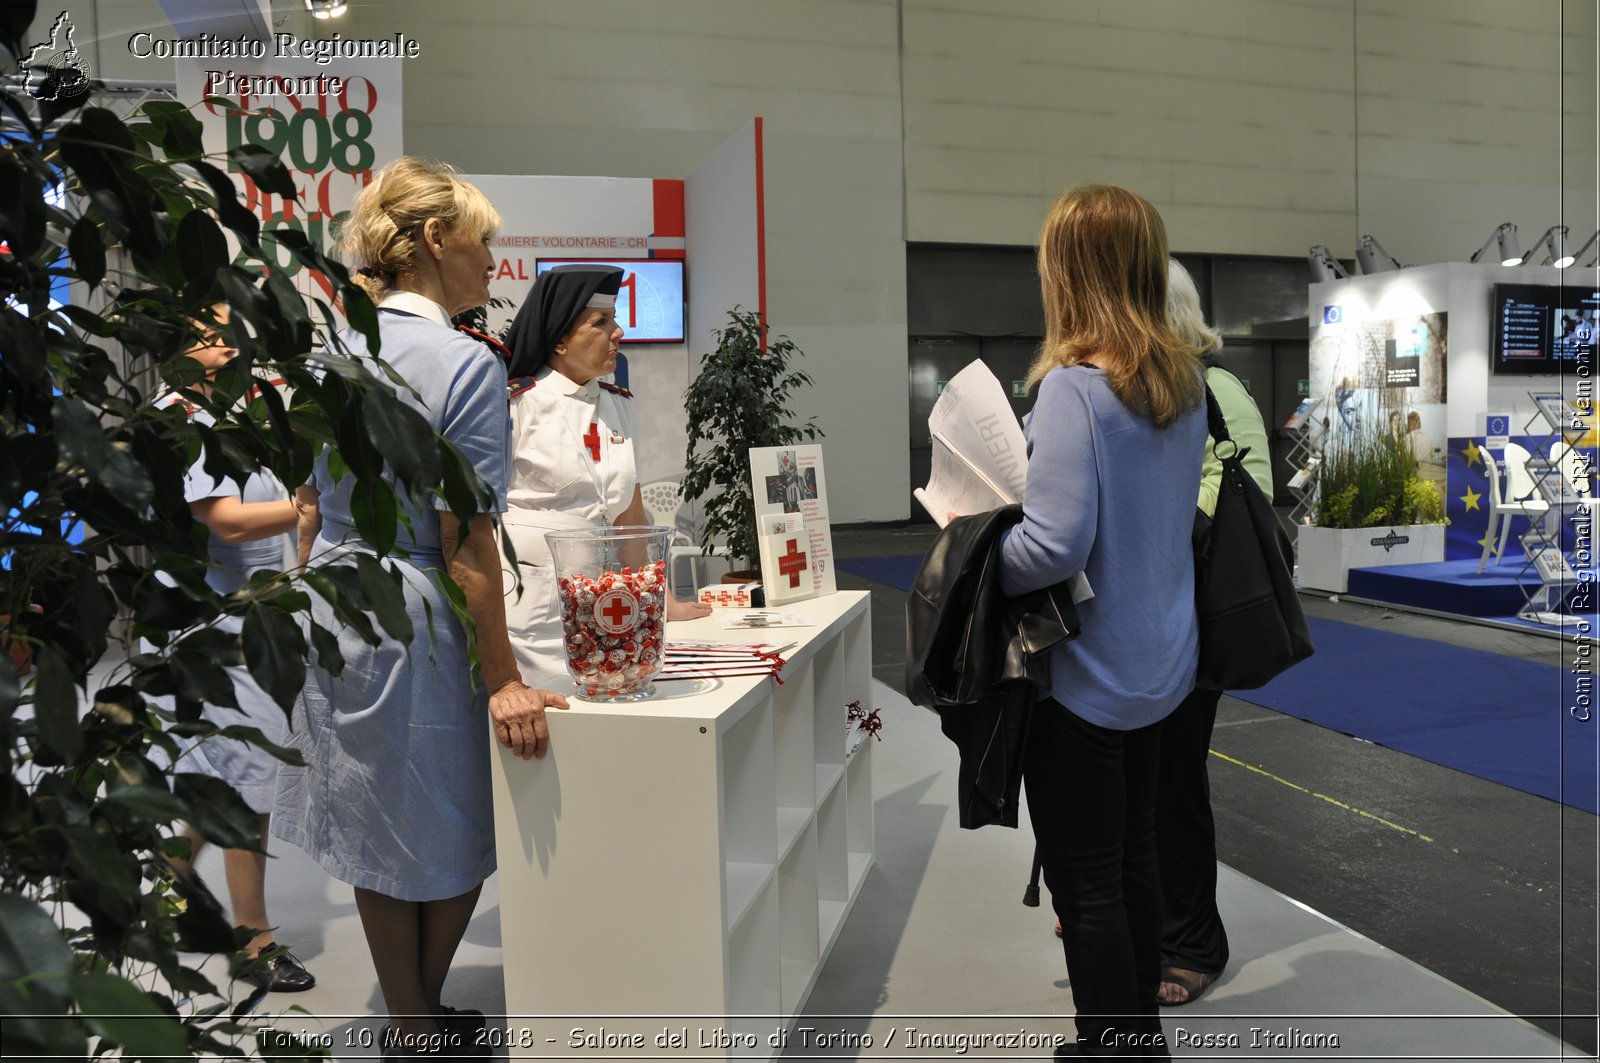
left=748, top=444, right=836, bottom=604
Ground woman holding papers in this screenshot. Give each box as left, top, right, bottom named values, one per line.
left=1150, top=260, right=1272, bottom=1008
left=500, top=265, right=708, bottom=686
left=999, top=184, right=1206, bottom=1060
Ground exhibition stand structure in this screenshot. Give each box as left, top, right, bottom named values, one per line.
left=465, top=121, right=877, bottom=1048
left=172, top=42, right=867, bottom=1044
left=1304, top=262, right=1597, bottom=629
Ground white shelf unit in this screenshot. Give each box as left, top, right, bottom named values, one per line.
left=489, top=591, right=874, bottom=1060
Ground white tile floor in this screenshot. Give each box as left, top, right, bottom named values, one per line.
left=189, top=679, right=1584, bottom=1061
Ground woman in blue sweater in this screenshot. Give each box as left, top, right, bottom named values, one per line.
left=1001, top=185, right=1206, bottom=1059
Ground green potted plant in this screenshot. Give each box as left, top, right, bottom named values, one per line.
left=1298, top=427, right=1448, bottom=592
left=0, top=12, right=498, bottom=1055
left=681, top=307, right=821, bottom=575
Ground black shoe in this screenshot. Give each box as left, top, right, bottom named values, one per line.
left=239, top=948, right=316, bottom=992
left=436, top=1006, right=488, bottom=1056
left=436, top=1005, right=486, bottom=1035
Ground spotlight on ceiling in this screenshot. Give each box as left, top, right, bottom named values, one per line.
left=1471, top=222, right=1521, bottom=266
left=1355, top=234, right=1401, bottom=274
left=1564, top=230, right=1599, bottom=269
left=305, top=0, right=348, bottom=18
left=1308, top=245, right=1348, bottom=283
left=1521, top=225, right=1569, bottom=267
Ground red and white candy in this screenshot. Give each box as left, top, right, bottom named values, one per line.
left=556, top=560, right=668, bottom=697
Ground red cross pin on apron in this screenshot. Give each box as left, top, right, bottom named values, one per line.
left=581, top=422, right=602, bottom=462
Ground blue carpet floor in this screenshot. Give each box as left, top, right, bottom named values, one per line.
left=838, top=554, right=1599, bottom=813
left=1239, top=616, right=1598, bottom=814
left=836, top=554, right=922, bottom=593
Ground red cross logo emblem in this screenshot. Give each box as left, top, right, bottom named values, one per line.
left=776, top=537, right=808, bottom=589
left=594, top=588, right=637, bottom=634
left=581, top=421, right=602, bottom=462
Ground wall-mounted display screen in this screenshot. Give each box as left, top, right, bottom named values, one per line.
left=1490, top=283, right=1599, bottom=376
left=535, top=258, right=685, bottom=344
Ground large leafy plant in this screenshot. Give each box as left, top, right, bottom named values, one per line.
left=1, top=9, right=497, bottom=1059
left=1313, top=428, right=1446, bottom=529
left=681, top=307, right=821, bottom=567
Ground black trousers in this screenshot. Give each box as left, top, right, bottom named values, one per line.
left=1154, top=686, right=1230, bottom=975
left=1025, top=698, right=1170, bottom=1060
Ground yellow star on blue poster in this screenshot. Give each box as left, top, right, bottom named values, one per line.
left=1460, top=486, right=1482, bottom=512
left=1461, top=440, right=1483, bottom=468
left=1477, top=531, right=1499, bottom=556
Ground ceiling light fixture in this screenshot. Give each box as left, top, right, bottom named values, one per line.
left=1355, top=234, right=1401, bottom=274
left=1521, top=225, right=1569, bottom=267
left=1471, top=222, right=1521, bottom=266
left=305, top=0, right=348, bottom=18
left=1564, top=229, right=1599, bottom=269
left=1308, top=245, right=1348, bottom=283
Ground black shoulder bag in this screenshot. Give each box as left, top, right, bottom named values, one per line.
left=1192, top=383, right=1314, bottom=690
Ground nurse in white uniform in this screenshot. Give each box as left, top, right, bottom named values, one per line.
left=500, top=265, right=709, bottom=684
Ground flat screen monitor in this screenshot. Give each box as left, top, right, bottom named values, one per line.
left=1490, top=282, right=1599, bottom=376
left=534, top=258, right=685, bottom=344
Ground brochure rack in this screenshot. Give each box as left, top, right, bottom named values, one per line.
left=1516, top=393, right=1590, bottom=626
left=1282, top=398, right=1322, bottom=531
left=489, top=591, right=874, bottom=1059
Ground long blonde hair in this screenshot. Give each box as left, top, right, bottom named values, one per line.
left=1027, top=184, right=1203, bottom=426
left=340, top=157, right=501, bottom=301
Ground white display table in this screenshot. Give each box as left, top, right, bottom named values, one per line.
left=489, top=591, right=874, bottom=1058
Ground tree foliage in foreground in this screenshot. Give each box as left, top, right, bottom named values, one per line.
left=1, top=5, right=496, bottom=1057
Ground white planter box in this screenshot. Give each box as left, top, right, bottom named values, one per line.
left=1296, top=523, right=1446, bottom=593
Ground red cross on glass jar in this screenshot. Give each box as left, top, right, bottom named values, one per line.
left=594, top=588, right=637, bottom=634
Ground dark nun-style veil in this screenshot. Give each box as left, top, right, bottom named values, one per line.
left=504, top=264, right=624, bottom=379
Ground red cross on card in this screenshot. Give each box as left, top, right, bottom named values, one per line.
left=777, top=537, right=809, bottom=588
left=581, top=422, right=601, bottom=462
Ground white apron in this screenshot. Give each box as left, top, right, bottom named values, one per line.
left=501, top=367, right=639, bottom=685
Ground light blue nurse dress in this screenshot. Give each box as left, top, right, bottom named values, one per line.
left=159, top=393, right=295, bottom=815
left=272, top=306, right=511, bottom=901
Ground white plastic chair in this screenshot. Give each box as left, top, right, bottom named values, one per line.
left=638, top=479, right=728, bottom=587
left=1478, top=442, right=1551, bottom=573
left=1547, top=440, right=1594, bottom=501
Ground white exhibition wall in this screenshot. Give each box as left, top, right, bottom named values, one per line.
left=684, top=120, right=763, bottom=390
left=1309, top=262, right=1583, bottom=441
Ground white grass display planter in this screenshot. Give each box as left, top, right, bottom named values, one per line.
left=1296, top=523, right=1446, bottom=594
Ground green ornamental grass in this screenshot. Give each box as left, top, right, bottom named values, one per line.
left=1313, top=429, right=1447, bottom=529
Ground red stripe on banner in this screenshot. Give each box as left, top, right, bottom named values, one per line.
left=652, top=179, right=685, bottom=236
left=754, top=115, right=767, bottom=351
left=651, top=179, right=686, bottom=259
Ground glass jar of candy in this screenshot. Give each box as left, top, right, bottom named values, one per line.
left=544, top=526, right=673, bottom=701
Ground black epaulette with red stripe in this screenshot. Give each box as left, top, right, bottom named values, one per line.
left=598, top=380, right=633, bottom=399
left=455, top=324, right=513, bottom=364
left=507, top=376, right=537, bottom=399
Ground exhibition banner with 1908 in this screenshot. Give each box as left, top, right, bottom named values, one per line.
left=176, top=58, right=403, bottom=311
